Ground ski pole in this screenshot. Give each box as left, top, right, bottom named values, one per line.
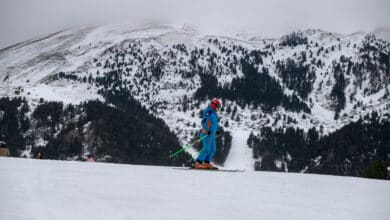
left=191, top=132, right=222, bottom=159
left=169, top=135, right=209, bottom=158
left=193, top=147, right=204, bottom=159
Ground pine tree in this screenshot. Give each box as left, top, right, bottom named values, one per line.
left=364, top=160, right=388, bottom=179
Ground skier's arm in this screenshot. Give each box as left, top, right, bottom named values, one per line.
left=201, top=117, right=209, bottom=132
left=201, top=110, right=213, bottom=132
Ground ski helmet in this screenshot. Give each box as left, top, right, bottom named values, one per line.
left=210, top=98, right=222, bottom=110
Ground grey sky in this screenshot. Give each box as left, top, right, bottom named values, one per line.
left=0, top=0, right=389, bottom=49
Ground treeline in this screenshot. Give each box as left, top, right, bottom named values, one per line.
left=94, top=88, right=191, bottom=165
left=280, top=31, right=308, bottom=47
left=353, top=35, right=390, bottom=95
left=195, top=58, right=310, bottom=113
left=330, top=62, right=347, bottom=119
left=276, top=58, right=316, bottom=99
left=0, top=97, right=29, bottom=156
left=0, top=97, right=191, bottom=166
left=248, top=111, right=390, bottom=179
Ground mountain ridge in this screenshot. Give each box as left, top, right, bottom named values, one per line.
left=0, top=23, right=389, bottom=177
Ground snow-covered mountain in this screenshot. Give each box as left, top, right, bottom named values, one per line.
left=1, top=157, right=389, bottom=220
left=0, top=24, right=389, bottom=176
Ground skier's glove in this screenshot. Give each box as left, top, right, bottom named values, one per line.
left=216, top=129, right=222, bottom=136
left=207, top=130, right=211, bottom=135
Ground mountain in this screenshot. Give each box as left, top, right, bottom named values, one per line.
left=0, top=24, right=389, bottom=178
left=1, top=157, right=389, bottom=220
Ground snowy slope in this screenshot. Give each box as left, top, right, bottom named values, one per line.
left=0, top=24, right=389, bottom=170
left=224, top=128, right=253, bottom=170
left=0, top=157, right=389, bottom=220
left=0, top=24, right=190, bottom=103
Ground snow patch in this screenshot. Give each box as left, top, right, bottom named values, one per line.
left=223, top=128, right=253, bottom=170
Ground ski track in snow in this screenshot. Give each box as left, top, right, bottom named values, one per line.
left=223, top=128, right=253, bottom=170
left=2, top=157, right=389, bottom=220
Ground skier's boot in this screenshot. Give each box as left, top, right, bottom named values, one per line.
left=194, top=161, right=208, bottom=169
left=204, top=162, right=218, bottom=170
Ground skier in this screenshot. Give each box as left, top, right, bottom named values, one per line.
left=194, top=98, right=222, bottom=169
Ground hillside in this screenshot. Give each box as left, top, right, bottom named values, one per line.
left=0, top=24, right=389, bottom=177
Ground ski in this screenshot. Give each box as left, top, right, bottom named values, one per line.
left=173, top=167, right=245, bottom=172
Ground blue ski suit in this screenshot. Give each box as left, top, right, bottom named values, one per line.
left=196, top=106, right=219, bottom=162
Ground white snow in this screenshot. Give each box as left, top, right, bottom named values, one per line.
left=0, top=157, right=389, bottom=220
left=23, top=82, right=103, bottom=104
left=224, top=128, right=253, bottom=170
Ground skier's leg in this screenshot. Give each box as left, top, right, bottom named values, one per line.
left=205, top=138, right=216, bottom=162
left=196, top=134, right=211, bottom=162
left=202, top=139, right=218, bottom=169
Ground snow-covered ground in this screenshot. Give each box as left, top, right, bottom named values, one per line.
left=1, top=157, right=389, bottom=220
left=224, top=128, right=253, bottom=170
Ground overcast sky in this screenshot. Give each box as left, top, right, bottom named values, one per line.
left=0, top=0, right=389, bottom=49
